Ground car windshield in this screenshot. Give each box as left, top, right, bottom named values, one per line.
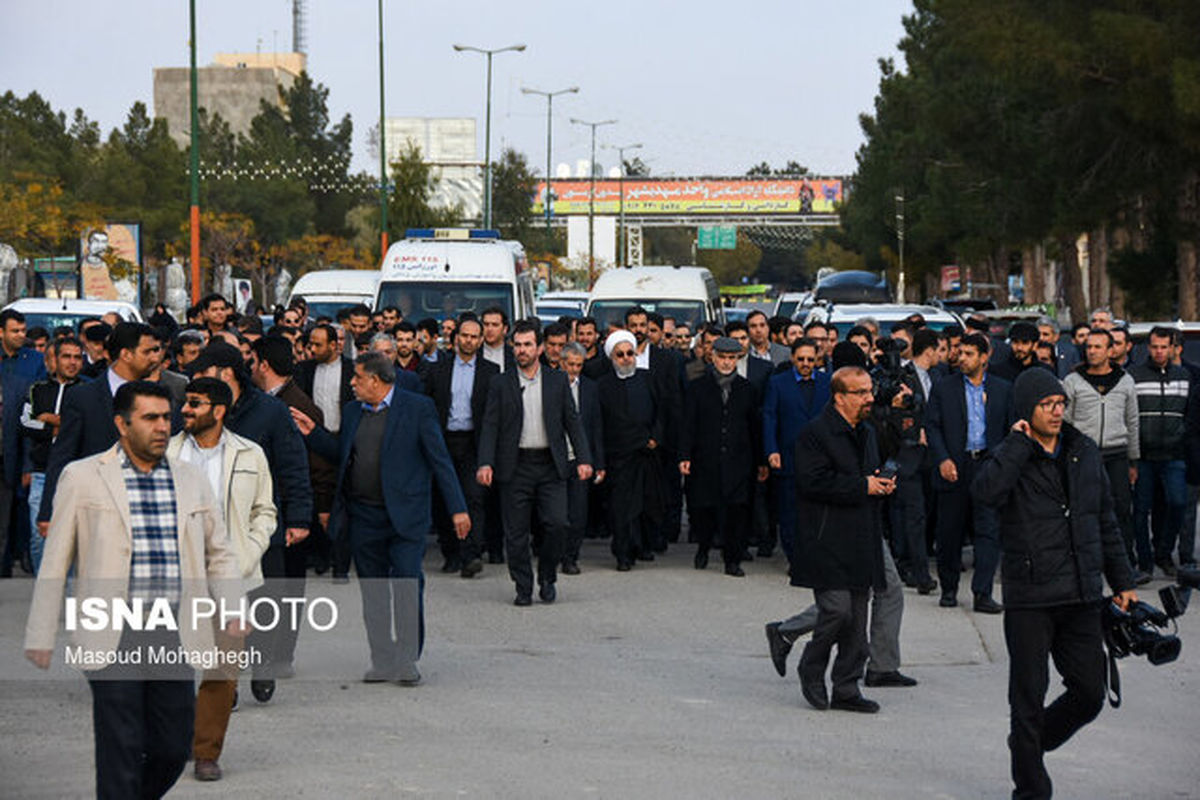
left=17, top=311, right=127, bottom=333
left=536, top=303, right=584, bottom=319
left=589, top=299, right=707, bottom=330
left=375, top=281, right=513, bottom=322
left=829, top=318, right=957, bottom=339
left=776, top=300, right=799, bottom=318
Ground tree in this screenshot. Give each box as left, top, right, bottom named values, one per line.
left=695, top=234, right=763, bottom=285
left=385, top=140, right=462, bottom=239
left=491, top=147, right=537, bottom=244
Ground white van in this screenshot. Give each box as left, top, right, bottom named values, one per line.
left=374, top=229, right=536, bottom=323
left=3, top=298, right=143, bottom=332
left=585, top=266, right=722, bottom=331
left=288, top=270, right=379, bottom=320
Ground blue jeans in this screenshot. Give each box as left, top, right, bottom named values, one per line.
left=27, top=472, right=45, bottom=576
left=1133, top=459, right=1187, bottom=569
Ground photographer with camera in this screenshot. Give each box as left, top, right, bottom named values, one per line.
left=972, top=368, right=1137, bottom=800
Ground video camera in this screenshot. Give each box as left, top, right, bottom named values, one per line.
left=870, top=337, right=912, bottom=409
left=1103, top=565, right=1198, bottom=666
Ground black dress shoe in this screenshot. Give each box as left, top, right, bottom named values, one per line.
left=757, top=546, right=774, bottom=559
left=460, top=558, right=483, bottom=578
left=765, top=622, right=792, bottom=677
left=800, top=678, right=829, bottom=711
left=441, top=558, right=462, bottom=573
left=561, top=560, right=581, bottom=575
left=616, top=561, right=633, bottom=572
left=694, top=549, right=709, bottom=570
left=539, top=583, right=557, bottom=603
left=830, top=694, right=880, bottom=713
left=724, top=563, right=745, bottom=577
left=864, top=670, right=918, bottom=688
left=250, top=679, right=275, bottom=703
left=916, top=579, right=938, bottom=595
left=637, top=551, right=655, bottom=562
left=973, top=594, right=1004, bottom=614
left=1156, top=557, right=1178, bottom=578
left=939, top=593, right=958, bottom=608
left=514, top=594, right=533, bottom=607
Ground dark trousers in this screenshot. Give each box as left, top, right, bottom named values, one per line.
left=499, top=451, right=568, bottom=597
left=564, top=459, right=590, bottom=563
left=246, top=540, right=307, bottom=676
left=659, top=448, right=683, bottom=545
left=936, top=457, right=1000, bottom=598
left=774, top=473, right=797, bottom=564
left=691, top=502, right=749, bottom=565
left=1133, top=459, right=1187, bottom=569
left=350, top=502, right=425, bottom=675
left=484, top=484, right=505, bottom=561
left=87, top=630, right=194, bottom=800
left=890, top=468, right=931, bottom=584
left=0, top=473, right=14, bottom=574
left=1102, top=454, right=1136, bottom=569
left=435, top=431, right=485, bottom=565
left=798, top=588, right=870, bottom=700
left=1004, top=603, right=1106, bottom=800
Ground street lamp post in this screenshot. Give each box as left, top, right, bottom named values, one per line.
left=378, top=0, right=388, bottom=255
left=454, top=43, right=525, bottom=229
left=570, top=118, right=616, bottom=286
left=521, top=86, right=579, bottom=252
left=895, top=192, right=905, bottom=301
left=604, top=143, right=642, bottom=267
left=188, top=0, right=200, bottom=303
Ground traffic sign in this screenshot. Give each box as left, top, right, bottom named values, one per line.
left=697, top=225, right=737, bottom=250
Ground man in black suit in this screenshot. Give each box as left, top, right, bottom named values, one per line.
left=925, top=332, right=1014, bottom=612
left=725, top=319, right=774, bottom=556
left=477, top=320, right=593, bottom=605
left=679, top=337, right=766, bottom=576
left=295, top=323, right=354, bottom=434
left=37, top=322, right=168, bottom=532
left=426, top=316, right=498, bottom=577
left=560, top=342, right=605, bottom=575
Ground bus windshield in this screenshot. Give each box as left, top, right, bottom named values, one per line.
left=376, top=281, right=513, bottom=322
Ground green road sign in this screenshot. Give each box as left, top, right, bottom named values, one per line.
left=697, top=225, right=737, bottom=250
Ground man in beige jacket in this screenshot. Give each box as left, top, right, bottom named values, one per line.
left=24, top=381, right=243, bottom=800
left=167, top=376, right=275, bottom=782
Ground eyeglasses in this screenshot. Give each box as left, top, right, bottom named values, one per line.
left=842, top=389, right=873, bottom=396
left=794, top=356, right=816, bottom=363
left=183, top=398, right=212, bottom=409
left=1037, top=399, right=1068, bottom=412
left=613, top=350, right=635, bottom=360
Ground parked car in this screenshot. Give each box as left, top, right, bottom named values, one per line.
left=2, top=298, right=144, bottom=333
left=802, top=303, right=963, bottom=339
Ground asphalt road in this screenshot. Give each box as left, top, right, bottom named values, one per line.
left=2, top=541, right=1198, bottom=799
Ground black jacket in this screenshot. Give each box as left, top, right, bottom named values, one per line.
left=477, top=365, right=591, bottom=483
left=37, top=374, right=182, bottom=522
left=295, top=356, right=356, bottom=413
left=789, top=405, right=886, bottom=592
left=1128, top=359, right=1190, bottom=461
left=679, top=371, right=762, bottom=507
left=972, top=423, right=1135, bottom=608
left=224, top=385, right=314, bottom=542
left=573, top=374, right=605, bottom=471
left=21, top=376, right=86, bottom=472
left=425, top=353, right=499, bottom=448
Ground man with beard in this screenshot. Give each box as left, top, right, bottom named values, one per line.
left=168, top=377, right=275, bottom=782
left=679, top=337, right=767, bottom=576
left=477, top=321, right=592, bottom=604
left=990, top=322, right=1047, bottom=383
left=596, top=330, right=663, bottom=570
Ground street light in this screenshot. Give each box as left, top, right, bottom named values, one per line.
left=570, top=117, right=617, bottom=286
left=377, top=0, right=388, bottom=254
left=895, top=192, right=905, bottom=301
left=453, top=43, right=526, bottom=229
left=521, top=86, right=579, bottom=259
left=604, top=142, right=642, bottom=268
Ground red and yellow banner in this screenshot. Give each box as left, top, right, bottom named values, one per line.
left=532, top=178, right=842, bottom=216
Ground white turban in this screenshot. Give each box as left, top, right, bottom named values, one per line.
left=604, top=330, right=637, bottom=359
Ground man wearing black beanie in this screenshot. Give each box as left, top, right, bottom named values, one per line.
left=973, top=368, right=1137, bottom=800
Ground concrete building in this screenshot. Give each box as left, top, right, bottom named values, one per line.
left=153, top=52, right=306, bottom=148
left=384, top=117, right=482, bottom=222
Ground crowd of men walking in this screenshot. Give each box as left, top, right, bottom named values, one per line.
left=4, top=292, right=1194, bottom=798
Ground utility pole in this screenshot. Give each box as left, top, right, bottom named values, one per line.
left=570, top=118, right=616, bottom=286
left=605, top=143, right=642, bottom=267
left=521, top=86, right=579, bottom=256
left=377, top=0, right=388, bottom=254
left=454, top=44, right=525, bottom=228
left=188, top=0, right=201, bottom=303
left=895, top=192, right=905, bottom=302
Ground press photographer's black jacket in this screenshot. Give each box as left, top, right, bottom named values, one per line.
left=971, top=423, right=1135, bottom=609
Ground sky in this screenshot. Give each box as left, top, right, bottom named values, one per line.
left=2, top=0, right=913, bottom=179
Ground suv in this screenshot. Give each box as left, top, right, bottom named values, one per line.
left=802, top=302, right=964, bottom=339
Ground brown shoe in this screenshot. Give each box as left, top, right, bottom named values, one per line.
left=194, top=759, right=222, bottom=781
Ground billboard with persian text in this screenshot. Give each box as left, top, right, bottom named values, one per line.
left=531, top=177, right=843, bottom=216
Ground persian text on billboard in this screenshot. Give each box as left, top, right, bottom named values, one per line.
left=532, top=178, right=842, bottom=216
